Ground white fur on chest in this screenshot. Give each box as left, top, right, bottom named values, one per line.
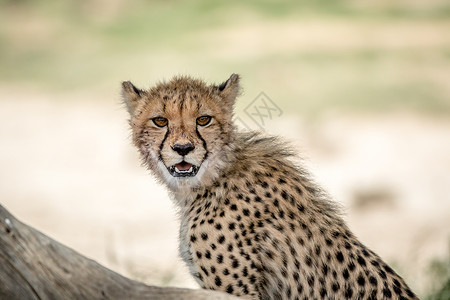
left=176, top=191, right=202, bottom=286
left=179, top=216, right=199, bottom=282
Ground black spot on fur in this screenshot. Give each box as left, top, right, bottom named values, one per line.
left=393, top=284, right=402, bottom=295
left=348, top=261, right=356, bottom=272
left=315, top=245, right=321, bottom=256
left=383, top=288, right=392, bottom=298
left=307, top=275, right=315, bottom=287
left=194, top=272, right=203, bottom=281
left=215, top=276, right=222, bottom=286
left=362, top=248, right=370, bottom=257
left=342, top=269, right=349, bottom=280
left=226, top=285, right=234, bottom=294
left=345, top=286, right=353, bottom=298
left=201, top=266, right=209, bottom=276
left=406, top=289, right=415, bottom=297
left=242, top=284, right=249, bottom=295
left=305, top=256, right=312, bottom=267
left=217, top=254, right=224, bottom=264
left=218, top=235, right=225, bottom=244
left=297, top=284, right=303, bottom=295
left=357, top=275, right=365, bottom=286
left=357, top=255, right=367, bottom=267
left=344, top=241, right=352, bottom=250
left=384, top=264, right=395, bottom=275
left=322, top=264, right=329, bottom=276
left=336, top=251, right=344, bottom=263
left=332, top=282, right=340, bottom=292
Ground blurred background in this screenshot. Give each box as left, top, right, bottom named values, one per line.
left=0, top=0, right=449, bottom=298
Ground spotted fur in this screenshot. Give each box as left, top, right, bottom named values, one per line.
left=122, top=74, right=417, bottom=300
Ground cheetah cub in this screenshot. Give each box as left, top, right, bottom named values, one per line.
left=122, top=74, right=417, bottom=300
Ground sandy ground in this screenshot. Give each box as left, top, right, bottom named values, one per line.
left=0, top=91, right=449, bottom=297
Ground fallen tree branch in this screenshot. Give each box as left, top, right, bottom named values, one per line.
left=0, top=204, right=238, bottom=300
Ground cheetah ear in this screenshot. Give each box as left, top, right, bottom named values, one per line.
left=216, top=73, right=241, bottom=106
left=121, top=81, right=144, bottom=115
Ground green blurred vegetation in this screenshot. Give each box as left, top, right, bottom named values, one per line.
left=426, top=252, right=450, bottom=300
left=0, top=0, right=449, bottom=116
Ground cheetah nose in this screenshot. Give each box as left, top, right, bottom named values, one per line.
left=172, top=143, right=195, bottom=156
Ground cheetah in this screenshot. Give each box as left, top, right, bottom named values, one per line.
left=121, top=74, right=417, bottom=300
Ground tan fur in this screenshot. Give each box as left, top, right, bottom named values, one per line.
left=122, top=75, right=417, bottom=300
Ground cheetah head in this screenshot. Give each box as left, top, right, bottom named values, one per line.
left=122, top=74, right=240, bottom=190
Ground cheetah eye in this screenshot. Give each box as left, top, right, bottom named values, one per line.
left=196, top=116, right=212, bottom=126
left=152, top=117, right=168, bottom=127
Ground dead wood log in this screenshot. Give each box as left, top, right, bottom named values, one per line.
left=0, top=204, right=239, bottom=300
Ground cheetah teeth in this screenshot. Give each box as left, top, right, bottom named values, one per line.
left=175, top=166, right=193, bottom=173
left=168, top=164, right=199, bottom=177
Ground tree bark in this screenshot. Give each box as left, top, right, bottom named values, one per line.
left=0, top=204, right=238, bottom=300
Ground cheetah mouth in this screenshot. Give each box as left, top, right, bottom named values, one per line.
left=168, top=161, right=199, bottom=177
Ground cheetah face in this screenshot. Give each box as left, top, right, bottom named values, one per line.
left=122, top=74, right=240, bottom=189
